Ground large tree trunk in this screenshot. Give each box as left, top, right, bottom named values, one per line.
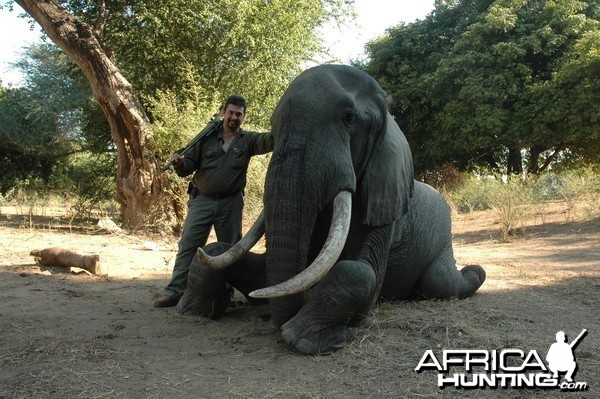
left=16, top=0, right=164, bottom=228
left=528, top=145, right=545, bottom=176
left=506, top=145, right=523, bottom=176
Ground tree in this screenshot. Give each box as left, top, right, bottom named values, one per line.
left=14, top=0, right=160, bottom=228
left=102, top=0, right=346, bottom=124
left=9, top=0, right=351, bottom=227
left=0, top=44, right=80, bottom=192
left=0, top=42, right=114, bottom=197
left=363, top=0, right=497, bottom=175
left=364, top=0, right=600, bottom=177
left=12, top=42, right=112, bottom=153
left=0, top=85, right=62, bottom=192
left=526, top=27, right=600, bottom=172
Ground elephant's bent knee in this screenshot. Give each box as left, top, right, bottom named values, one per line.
left=328, top=261, right=376, bottom=299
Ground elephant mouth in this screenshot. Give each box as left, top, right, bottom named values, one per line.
left=197, top=191, right=352, bottom=297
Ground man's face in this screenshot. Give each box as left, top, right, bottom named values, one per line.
left=223, top=104, right=245, bottom=131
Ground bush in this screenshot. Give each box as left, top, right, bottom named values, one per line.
left=245, top=154, right=270, bottom=223
left=2, top=177, right=46, bottom=218
left=551, top=167, right=600, bottom=220
left=486, top=178, right=537, bottom=237
left=1, top=153, right=120, bottom=221
left=446, top=175, right=535, bottom=237
left=444, top=175, right=493, bottom=214
left=420, top=163, right=466, bottom=192
left=445, top=167, right=599, bottom=237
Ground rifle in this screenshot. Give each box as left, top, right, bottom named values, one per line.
left=162, top=115, right=223, bottom=171
left=569, top=329, right=587, bottom=349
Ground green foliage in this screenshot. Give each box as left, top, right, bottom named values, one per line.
left=444, top=175, right=495, bottom=213
left=0, top=86, right=66, bottom=193
left=0, top=152, right=117, bottom=223
left=148, top=90, right=215, bottom=162
left=56, top=152, right=118, bottom=218
left=0, top=43, right=110, bottom=193
left=14, top=42, right=111, bottom=152
left=67, top=152, right=116, bottom=204
left=1, top=177, right=47, bottom=212
left=99, top=0, right=351, bottom=128
left=245, top=154, right=271, bottom=221
left=5, top=0, right=353, bottom=227
left=364, top=0, right=600, bottom=177
left=10, top=0, right=352, bottom=228
left=0, top=150, right=117, bottom=217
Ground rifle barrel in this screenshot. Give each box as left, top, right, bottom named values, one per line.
left=161, top=117, right=222, bottom=171
left=569, top=329, right=587, bottom=349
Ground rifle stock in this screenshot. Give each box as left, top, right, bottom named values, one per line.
left=162, top=116, right=223, bottom=171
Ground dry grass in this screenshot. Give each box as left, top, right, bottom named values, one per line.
left=0, top=198, right=598, bottom=398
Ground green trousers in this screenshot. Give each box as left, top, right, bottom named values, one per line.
left=164, top=192, right=243, bottom=299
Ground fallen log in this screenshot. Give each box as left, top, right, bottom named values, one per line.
left=30, top=247, right=104, bottom=275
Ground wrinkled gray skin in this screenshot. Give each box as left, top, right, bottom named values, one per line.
left=178, top=64, right=485, bottom=355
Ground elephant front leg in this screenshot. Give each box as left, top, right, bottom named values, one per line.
left=281, top=260, right=376, bottom=355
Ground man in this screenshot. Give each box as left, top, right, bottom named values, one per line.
left=154, top=95, right=273, bottom=307
left=546, top=331, right=578, bottom=382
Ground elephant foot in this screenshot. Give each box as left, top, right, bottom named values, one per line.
left=280, top=260, right=376, bottom=355
left=459, top=264, right=486, bottom=296
left=281, top=304, right=348, bottom=355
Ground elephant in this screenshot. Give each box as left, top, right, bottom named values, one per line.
left=177, top=64, right=486, bottom=355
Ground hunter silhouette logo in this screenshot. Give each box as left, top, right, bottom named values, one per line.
left=546, top=329, right=587, bottom=383
left=415, top=329, right=589, bottom=391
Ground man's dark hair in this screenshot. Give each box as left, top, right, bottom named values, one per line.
left=224, top=95, right=247, bottom=114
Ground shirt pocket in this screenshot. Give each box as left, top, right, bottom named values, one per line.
left=200, top=149, right=221, bottom=170
left=230, top=146, right=248, bottom=169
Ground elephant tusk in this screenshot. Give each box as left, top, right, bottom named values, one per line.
left=249, top=191, right=352, bottom=298
left=197, top=211, right=266, bottom=269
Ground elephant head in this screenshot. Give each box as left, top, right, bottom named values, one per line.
left=260, top=64, right=414, bottom=327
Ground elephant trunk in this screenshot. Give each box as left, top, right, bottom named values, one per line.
left=264, top=107, right=356, bottom=327
left=265, top=218, right=312, bottom=327
left=264, top=154, right=317, bottom=326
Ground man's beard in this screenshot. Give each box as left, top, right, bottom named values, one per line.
left=227, top=120, right=240, bottom=130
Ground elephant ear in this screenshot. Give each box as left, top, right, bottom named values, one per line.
left=360, top=112, right=414, bottom=226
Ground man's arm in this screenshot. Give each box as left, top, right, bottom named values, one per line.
left=248, top=131, right=274, bottom=155
left=173, top=145, right=201, bottom=177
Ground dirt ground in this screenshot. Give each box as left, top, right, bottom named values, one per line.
left=0, top=200, right=598, bottom=398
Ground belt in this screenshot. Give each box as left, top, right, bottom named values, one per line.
left=196, top=191, right=238, bottom=199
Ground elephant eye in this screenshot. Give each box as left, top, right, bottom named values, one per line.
left=343, top=111, right=357, bottom=126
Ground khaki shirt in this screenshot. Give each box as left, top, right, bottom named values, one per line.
left=175, top=126, right=273, bottom=196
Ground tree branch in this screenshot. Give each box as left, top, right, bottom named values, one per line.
left=538, top=144, right=566, bottom=173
